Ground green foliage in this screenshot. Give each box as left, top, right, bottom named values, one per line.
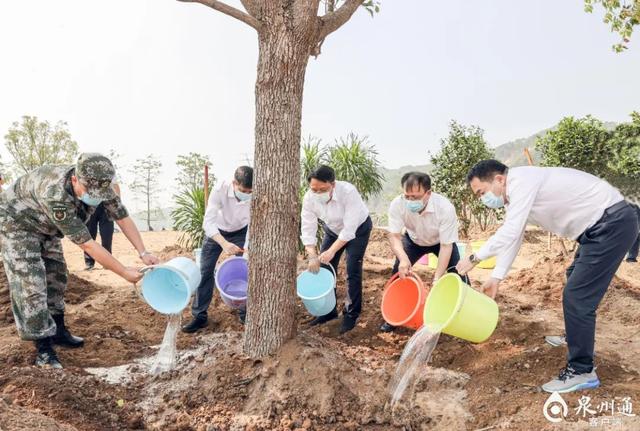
left=4, top=116, right=79, bottom=175
left=175, top=152, right=215, bottom=190
left=430, top=121, right=497, bottom=236
left=129, top=155, right=163, bottom=231
left=327, top=133, right=384, bottom=201
left=172, top=186, right=211, bottom=250
left=535, top=116, right=611, bottom=178
left=584, top=0, right=640, bottom=52
left=535, top=112, right=640, bottom=201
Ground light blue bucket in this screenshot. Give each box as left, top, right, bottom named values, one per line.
left=296, top=265, right=336, bottom=316
left=141, top=257, right=201, bottom=314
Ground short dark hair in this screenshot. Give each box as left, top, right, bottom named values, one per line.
left=466, top=159, right=508, bottom=184
left=307, top=165, right=335, bottom=183
left=401, top=172, right=431, bottom=192
left=234, top=166, right=253, bottom=188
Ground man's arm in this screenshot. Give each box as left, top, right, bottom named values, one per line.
left=115, top=216, right=159, bottom=265
left=78, top=239, right=142, bottom=283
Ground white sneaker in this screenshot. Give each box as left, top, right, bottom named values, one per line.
left=545, top=335, right=567, bottom=347
left=542, top=366, right=600, bottom=393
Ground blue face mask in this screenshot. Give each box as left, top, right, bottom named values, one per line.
left=481, top=191, right=504, bottom=209
left=80, top=193, right=103, bottom=207
left=404, top=199, right=425, bottom=213
left=235, top=190, right=252, bottom=202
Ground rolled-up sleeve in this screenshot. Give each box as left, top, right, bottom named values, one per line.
left=202, top=187, right=223, bottom=238
left=387, top=198, right=404, bottom=234
left=337, top=188, right=367, bottom=242
left=300, top=193, right=318, bottom=246
left=475, top=176, right=542, bottom=279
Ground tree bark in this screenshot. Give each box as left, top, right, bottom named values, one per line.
left=243, top=6, right=316, bottom=358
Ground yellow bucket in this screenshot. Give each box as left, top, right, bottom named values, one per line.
left=423, top=273, right=499, bottom=343
left=471, top=240, right=496, bottom=269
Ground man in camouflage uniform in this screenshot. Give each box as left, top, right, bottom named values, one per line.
left=0, top=153, right=159, bottom=369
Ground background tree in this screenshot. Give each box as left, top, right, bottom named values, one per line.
left=4, top=116, right=79, bottom=174
left=607, top=111, right=640, bottom=201
left=178, top=0, right=378, bottom=357
left=129, top=155, right=162, bottom=231
left=327, top=133, right=384, bottom=201
left=535, top=115, right=611, bottom=178
left=175, top=152, right=216, bottom=190
left=585, top=0, right=640, bottom=51
left=430, top=121, right=496, bottom=237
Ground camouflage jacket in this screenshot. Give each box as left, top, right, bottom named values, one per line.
left=0, top=165, right=128, bottom=244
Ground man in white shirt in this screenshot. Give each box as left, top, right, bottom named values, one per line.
left=301, top=165, right=372, bottom=334
left=381, top=172, right=468, bottom=332
left=182, top=166, right=252, bottom=333
left=456, top=160, right=638, bottom=393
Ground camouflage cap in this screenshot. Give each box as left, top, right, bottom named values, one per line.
left=76, top=153, right=117, bottom=201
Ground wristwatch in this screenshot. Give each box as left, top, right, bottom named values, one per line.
left=469, top=253, right=481, bottom=264
left=139, top=250, right=151, bottom=258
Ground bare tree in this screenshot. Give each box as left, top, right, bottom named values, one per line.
left=129, top=155, right=162, bottom=231
left=178, top=0, right=375, bottom=357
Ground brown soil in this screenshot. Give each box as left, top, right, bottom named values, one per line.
left=0, top=229, right=638, bottom=430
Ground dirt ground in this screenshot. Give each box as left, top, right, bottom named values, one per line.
left=0, top=228, right=639, bottom=431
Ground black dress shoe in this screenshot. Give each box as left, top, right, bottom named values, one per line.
left=35, top=338, right=63, bottom=369
left=309, top=308, right=339, bottom=326
left=626, top=258, right=637, bottom=263
left=380, top=322, right=396, bottom=333
left=340, top=314, right=358, bottom=334
left=182, top=316, right=208, bottom=333
left=52, top=314, right=84, bottom=348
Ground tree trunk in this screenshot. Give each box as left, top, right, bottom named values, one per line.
left=244, top=19, right=314, bottom=358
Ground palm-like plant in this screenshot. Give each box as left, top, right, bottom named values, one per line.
left=172, top=186, right=211, bottom=250
left=327, top=133, right=384, bottom=201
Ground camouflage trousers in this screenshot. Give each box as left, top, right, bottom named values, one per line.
left=0, top=223, right=67, bottom=341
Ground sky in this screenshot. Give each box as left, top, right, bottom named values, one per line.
left=1, top=0, right=639, bottom=212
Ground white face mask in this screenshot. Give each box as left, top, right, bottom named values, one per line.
left=313, top=191, right=331, bottom=204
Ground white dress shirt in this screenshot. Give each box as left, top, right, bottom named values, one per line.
left=388, top=192, right=459, bottom=246
left=202, top=181, right=250, bottom=239
left=300, top=181, right=369, bottom=246
left=476, top=166, right=624, bottom=280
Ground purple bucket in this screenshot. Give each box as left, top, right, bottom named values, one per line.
left=215, top=256, right=248, bottom=309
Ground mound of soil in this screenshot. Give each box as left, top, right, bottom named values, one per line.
left=139, top=331, right=471, bottom=431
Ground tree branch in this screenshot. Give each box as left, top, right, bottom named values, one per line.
left=319, top=0, right=363, bottom=39
left=177, top=0, right=260, bottom=30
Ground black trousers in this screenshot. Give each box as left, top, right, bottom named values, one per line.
left=191, top=226, right=247, bottom=319
left=564, top=201, right=638, bottom=373
left=84, top=204, right=114, bottom=266
left=627, top=204, right=640, bottom=260
left=320, top=216, right=373, bottom=318
left=392, top=233, right=470, bottom=284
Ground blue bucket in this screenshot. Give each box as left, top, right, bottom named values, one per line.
left=141, top=257, right=201, bottom=314
left=296, top=265, right=336, bottom=316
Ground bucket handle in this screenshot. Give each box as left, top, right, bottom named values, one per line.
left=384, top=271, right=423, bottom=291
left=442, top=267, right=470, bottom=316
left=130, top=266, right=155, bottom=300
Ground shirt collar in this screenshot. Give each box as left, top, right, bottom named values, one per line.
left=417, top=194, right=435, bottom=215
left=329, top=182, right=341, bottom=203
